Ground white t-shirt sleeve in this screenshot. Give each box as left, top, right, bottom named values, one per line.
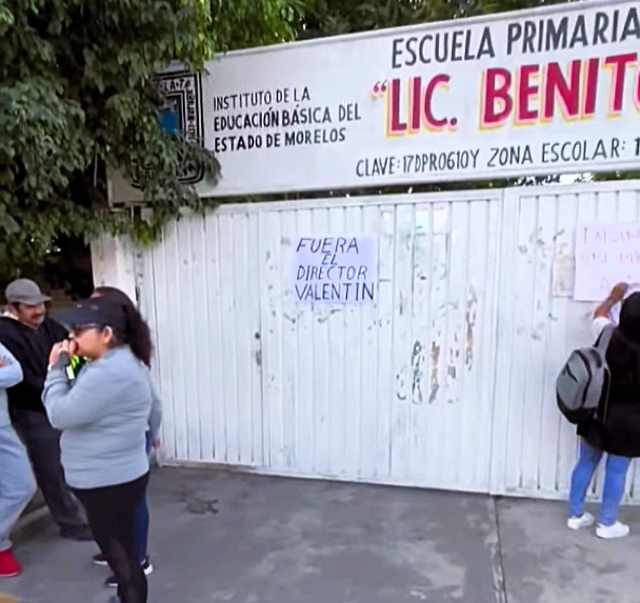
left=592, top=316, right=613, bottom=340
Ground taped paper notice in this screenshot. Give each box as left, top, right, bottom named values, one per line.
left=552, top=256, right=575, bottom=298
left=574, top=223, right=640, bottom=302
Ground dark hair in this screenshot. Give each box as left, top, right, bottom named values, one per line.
left=92, top=286, right=153, bottom=368
left=606, top=293, right=640, bottom=390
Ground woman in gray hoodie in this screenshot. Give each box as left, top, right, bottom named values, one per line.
left=89, top=286, right=161, bottom=587
left=43, top=298, right=153, bottom=603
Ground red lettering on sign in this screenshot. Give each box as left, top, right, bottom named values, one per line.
left=479, top=54, right=639, bottom=129
left=481, top=68, right=512, bottom=128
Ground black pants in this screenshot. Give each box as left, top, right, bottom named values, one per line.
left=12, top=409, right=86, bottom=532
left=73, top=473, right=149, bottom=603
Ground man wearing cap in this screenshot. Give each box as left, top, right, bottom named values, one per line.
left=0, top=279, right=91, bottom=541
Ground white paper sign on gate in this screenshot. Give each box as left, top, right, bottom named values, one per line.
left=292, top=235, right=378, bottom=304
left=574, top=223, right=640, bottom=302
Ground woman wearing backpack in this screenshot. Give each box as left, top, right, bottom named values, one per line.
left=568, top=283, right=640, bottom=539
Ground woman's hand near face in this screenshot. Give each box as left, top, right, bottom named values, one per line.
left=49, top=339, right=78, bottom=367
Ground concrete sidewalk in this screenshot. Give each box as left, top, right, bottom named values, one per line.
left=3, top=468, right=640, bottom=603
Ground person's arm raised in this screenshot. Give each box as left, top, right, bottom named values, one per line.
left=594, top=283, right=629, bottom=320
left=591, top=282, right=628, bottom=340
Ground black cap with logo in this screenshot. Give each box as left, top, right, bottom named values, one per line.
left=54, top=298, right=128, bottom=334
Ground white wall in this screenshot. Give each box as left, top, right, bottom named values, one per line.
left=492, top=183, right=640, bottom=502
left=106, top=180, right=640, bottom=501
left=91, top=234, right=138, bottom=302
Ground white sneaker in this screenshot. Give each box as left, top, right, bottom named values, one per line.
left=142, top=557, right=154, bottom=576
left=567, top=512, right=595, bottom=530
left=596, top=521, right=630, bottom=539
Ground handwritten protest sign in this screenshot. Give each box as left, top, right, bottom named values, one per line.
left=292, top=235, right=378, bottom=304
left=574, top=223, right=640, bottom=302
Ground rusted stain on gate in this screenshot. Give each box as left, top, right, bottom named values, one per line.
left=411, top=340, right=424, bottom=404
left=465, top=287, right=478, bottom=370
left=429, top=342, right=440, bottom=404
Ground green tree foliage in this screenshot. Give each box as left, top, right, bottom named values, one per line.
left=289, top=0, right=575, bottom=40
left=593, top=170, right=640, bottom=182
left=0, top=0, right=295, bottom=283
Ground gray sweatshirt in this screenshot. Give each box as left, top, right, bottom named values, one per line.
left=0, top=342, right=23, bottom=427
left=43, top=346, right=158, bottom=489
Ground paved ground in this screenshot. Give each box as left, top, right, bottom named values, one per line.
left=2, top=468, right=640, bottom=603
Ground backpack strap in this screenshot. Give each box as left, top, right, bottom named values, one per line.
left=595, top=324, right=615, bottom=352
left=595, top=324, right=615, bottom=423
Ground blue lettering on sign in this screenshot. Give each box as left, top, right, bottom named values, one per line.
left=294, top=282, right=375, bottom=302
left=296, top=237, right=359, bottom=255
left=293, top=235, right=376, bottom=304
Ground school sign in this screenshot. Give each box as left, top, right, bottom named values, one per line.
left=114, top=0, right=640, bottom=200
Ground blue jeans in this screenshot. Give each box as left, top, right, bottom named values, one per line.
left=134, top=432, right=152, bottom=563
left=569, top=440, right=631, bottom=526
left=135, top=495, right=149, bottom=563
left=0, top=425, right=37, bottom=552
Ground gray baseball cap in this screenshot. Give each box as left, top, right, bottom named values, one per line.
left=5, top=279, right=52, bottom=305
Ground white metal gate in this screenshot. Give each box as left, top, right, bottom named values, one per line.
left=127, top=180, right=640, bottom=500
left=137, top=190, right=502, bottom=493
left=491, top=182, right=640, bottom=502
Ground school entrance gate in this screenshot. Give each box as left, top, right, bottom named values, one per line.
left=93, top=180, right=640, bottom=502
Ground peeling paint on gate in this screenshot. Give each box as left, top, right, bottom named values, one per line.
left=465, top=287, right=478, bottom=370
left=317, top=308, right=342, bottom=324
left=429, top=342, right=440, bottom=404
left=411, top=341, right=424, bottom=404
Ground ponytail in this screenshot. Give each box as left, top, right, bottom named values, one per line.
left=120, top=302, right=153, bottom=367
left=93, top=286, right=153, bottom=367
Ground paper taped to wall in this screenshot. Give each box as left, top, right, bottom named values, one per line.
left=292, top=235, right=378, bottom=304
left=574, top=223, right=640, bottom=302
left=552, top=256, right=575, bottom=298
